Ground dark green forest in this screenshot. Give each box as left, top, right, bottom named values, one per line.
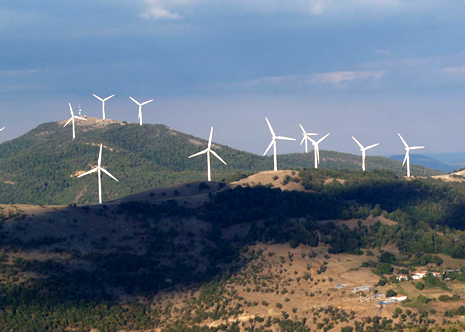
left=0, top=119, right=441, bottom=205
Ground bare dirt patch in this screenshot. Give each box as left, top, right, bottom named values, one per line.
left=233, top=170, right=306, bottom=191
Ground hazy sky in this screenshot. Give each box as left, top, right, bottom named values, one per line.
left=1, top=1, right=465, bottom=155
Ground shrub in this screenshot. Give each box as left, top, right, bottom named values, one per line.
left=415, top=282, right=425, bottom=290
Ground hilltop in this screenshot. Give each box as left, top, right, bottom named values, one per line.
left=0, top=118, right=443, bottom=205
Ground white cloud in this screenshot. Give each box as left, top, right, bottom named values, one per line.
left=310, top=70, right=385, bottom=84
left=246, top=75, right=301, bottom=86
left=138, top=0, right=436, bottom=20
left=443, top=66, right=465, bottom=75
left=141, top=0, right=193, bottom=20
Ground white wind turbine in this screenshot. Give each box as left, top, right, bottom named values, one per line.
left=188, top=127, right=227, bottom=181
left=308, top=133, right=330, bottom=169
left=129, top=97, right=153, bottom=126
left=92, top=94, right=115, bottom=120
left=398, top=133, right=424, bottom=178
left=299, top=124, right=318, bottom=153
left=351, top=136, right=379, bottom=171
left=64, top=103, right=87, bottom=140
left=77, top=144, right=119, bottom=204
left=263, top=117, right=296, bottom=171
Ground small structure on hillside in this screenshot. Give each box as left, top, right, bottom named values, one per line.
left=396, top=274, right=408, bottom=281
left=373, top=294, right=386, bottom=299
left=412, top=271, right=427, bottom=280
left=335, top=284, right=347, bottom=289
left=352, top=286, right=371, bottom=293
left=391, top=295, right=407, bottom=302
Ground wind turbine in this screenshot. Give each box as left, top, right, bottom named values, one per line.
left=299, top=124, right=318, bottom=153
left=77, top=144, right=119, bottom=204
left=129, top=97, right=153, bottom=126
left=92, top=94, right=115, bottom=120
left=64, top=103, right=87, bottom=140
left=398, top=133, right=424, bottom=178
left=308, top=133, right=330, bottom=169
left=263, top=117, right=296, bottom=171
left=351, top=136, right=379, bottom=171
left=188, top=127, right=227, bottom=181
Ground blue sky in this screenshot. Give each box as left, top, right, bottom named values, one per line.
left=1, top=0, right=465, bottom=156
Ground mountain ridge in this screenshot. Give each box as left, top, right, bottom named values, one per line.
left=0, top=118, right=443, bottom=205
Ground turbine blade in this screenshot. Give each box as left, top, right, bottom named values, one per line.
left=141, top=99, right=154, bottom=105
left=402, top=152, right=408, bottom=166
left=63, top=118, right=73, bottom=127
left=398, top=133, right=409, bottom=148
left=351, top=136, right=364, bottom=149
left=93, top=94, right=103, bottom=101
left=129, top=96, right=140, bottom=105
left=317, top=133, right=330, bottom=144
left=104, top=94, right=115, bottom=101
left=263, top=140, right=274, bottom=156
left=0, top=127, right=5, bottom=132
left=365, top=143, right=380, bottom=150
left=101, top=168, right=119, bottom=182
left=98, top=144, right=103, bottom=167
left=409, top=146, right=425, bottom=150
left=265, top=117, right=276, bottom=137
left=300, top=136, right=305, bottom=145
left=74, top=116, right=87, bottom=121
left=308, top=137, right=317, bottom=144
left=189, top=149, right=208, bottom=158
left=208, top=127, right=213, bottom=149
left=77, top=167, right=99, bottom=178
left=276, top=136, right=296, bottom=141
left=299, top=124, right=306, bottom=134
left=210, top=150, right=227, bottom=165
left=68, top=102, right=74, bottom=116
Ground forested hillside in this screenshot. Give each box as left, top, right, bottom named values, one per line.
left=0, top=118, right=442, bottom=205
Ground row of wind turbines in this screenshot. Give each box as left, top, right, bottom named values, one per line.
left=61, top=96, right=425, bottom=204
left=262, top=117, right=423, bottom=176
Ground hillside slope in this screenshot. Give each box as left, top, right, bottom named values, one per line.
left=0, top=118, right=442, bottom=205
left=2, top=170, right=465, bottom=330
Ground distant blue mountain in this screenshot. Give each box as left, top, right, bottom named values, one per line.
left=423, top=153, right=465, bottom=171
left=389, top=154, right=456, bottom=173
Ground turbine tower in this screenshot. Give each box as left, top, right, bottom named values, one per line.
left=77, top=144, right=119, bottom=204
left=351, top=136, right=379, bottom=171
left=299, top=124, right=318, bottom=153
left=398, top=133, right=424, bottom=178
left=188, top=127, right=227, bottom=181
left=308, top=133, right=330, bottom=169
left=64, top=103, right=87, bottom=140
left=129, top=97, right=153, bottom=126
left=92, top=94, right=115, bottom=120
left=263, top=117, right=296, bottom=171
